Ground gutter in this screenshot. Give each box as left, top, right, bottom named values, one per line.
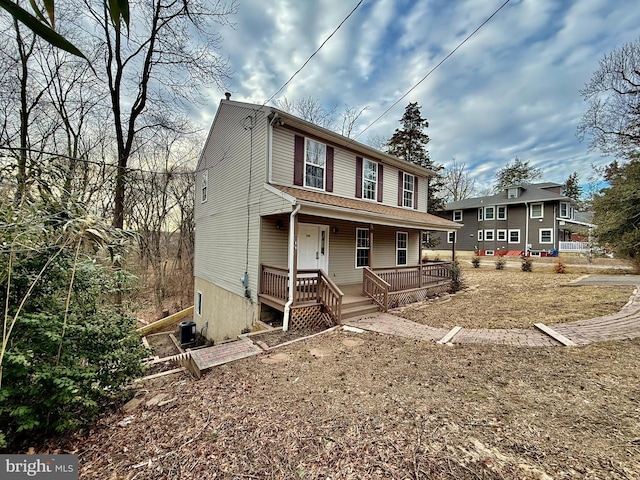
left=525, top=202, right=529, bottom=253
left=283, top=203, right=301, bottom=332
left=268, top=113, right=280, bottom=184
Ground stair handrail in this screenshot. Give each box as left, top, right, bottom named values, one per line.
left=363, top=267, right=390, bottom=312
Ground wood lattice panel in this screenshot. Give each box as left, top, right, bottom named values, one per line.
left=290, top=305, right=325, bottom=330
left=389, top=283, right=451, bottom=309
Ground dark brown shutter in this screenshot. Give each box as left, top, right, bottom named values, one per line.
left=293, top=135, right=304, bottom=186
left=356, top=156, right=363, bottom=198
left=326, top=146, right=334, bottom=192
left=414, top=176, right=418, bottom=209
left=398, top=171, right=403, bottom=206
left=377, top=164, right=383, bottom=202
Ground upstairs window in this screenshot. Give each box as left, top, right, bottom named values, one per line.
left=363, top=159, right=378, bottom=200
left=497, top=205, right=507, bottom=220
left=403, top=173, right=415, bottom=208
left=305, top=139, right=326, bottom=189
left=508, top=187, right=519, bottom=198
left=201, top=171, right=208, bottom=203
left=484, top=206, right=495, bottom=220
left=453, top=210, right=463, bottom=222
left=478, top=208, right=483, bottom=221
left=560, top=202, right=570, bottom=218
left=530, top=203, right=544, bottom=218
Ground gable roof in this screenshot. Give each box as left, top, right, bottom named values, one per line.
left=445, top=183, right=573, bottom=211
left=217, top=99, right=434, bottom=178
left=267, top=184, right=461, bottom=231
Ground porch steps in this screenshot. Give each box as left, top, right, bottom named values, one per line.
left=341, top=298, right=380, bottom=320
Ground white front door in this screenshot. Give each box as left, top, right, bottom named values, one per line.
left=298, top=223, right=329, bottom=273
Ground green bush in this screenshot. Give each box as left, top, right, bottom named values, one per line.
left=448, top=259, right=464, bottom=292
left=0, top=199, right=145, bottom=451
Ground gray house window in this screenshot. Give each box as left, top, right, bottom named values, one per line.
left=540, top=228, right=553, bottom=244
left=497, top=205, right=507, bottom=220
left=453, top=210, right=463, bottom=222
left=403, top=173, right=414, bottom=208
left=530, top=203, right=544, bottom=218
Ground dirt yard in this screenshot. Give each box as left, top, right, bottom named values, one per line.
left=41, top=267, right=640, bottom=479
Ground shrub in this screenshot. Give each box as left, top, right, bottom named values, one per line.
left=495, top=257, right=506, bottom=270
left=554, top=259, right=567, bottom=274
left=0, top=198, right=145, bottom=451
left=520, top=253, right=533, bottom=272
left=471, top=255, right=481, bottom=268
left=449, top=259, right=464, bottom=293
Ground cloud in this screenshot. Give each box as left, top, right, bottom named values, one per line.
left=202, top=0, right=640, bottom=192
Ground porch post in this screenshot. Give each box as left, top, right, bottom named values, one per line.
left=292, top=216, right=299, bottom=298
left=283, top=204, right=300, bottom=331
left=369, top=224, right=374, bottom=268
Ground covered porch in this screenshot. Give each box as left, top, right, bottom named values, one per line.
left=259, top=261, right=454, bottom=330
left=258, top=184, right=460, bottom=330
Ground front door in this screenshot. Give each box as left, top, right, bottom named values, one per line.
left=298, top=223, right=329, bottom=274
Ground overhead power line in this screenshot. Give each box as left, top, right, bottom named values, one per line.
left=263, top=0, right=365, bottom=107
left=352, top=0, right=512, bottom=142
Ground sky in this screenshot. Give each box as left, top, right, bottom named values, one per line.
left=198, top=0, right=640, bottom=194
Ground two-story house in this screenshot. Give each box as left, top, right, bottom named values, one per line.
left=437, top=183, right=585, bottom=256
left=194, top=97, right=460, bottom=342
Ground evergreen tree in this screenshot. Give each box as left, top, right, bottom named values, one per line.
left=592, top=158, right=640, bottom=270
left=386, top=103, right=444, bottom=213
left=562, top=171, right=583, bottom=201
left=493, top=157, right=542, bottom=192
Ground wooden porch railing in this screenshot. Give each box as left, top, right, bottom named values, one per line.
left=373, top=262, right=452, bottom=291
left=259, top=265, right=344, bottom=325
left=363, top=267, right=390, bottom=312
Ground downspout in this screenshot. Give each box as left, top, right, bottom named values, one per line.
left=283, top=203, right=301, bottom=331
left=268, top=113, right=279, bottom=184
left=553, top=204, right=558, bottom=252
left=524, top=202, right=529, bottom=255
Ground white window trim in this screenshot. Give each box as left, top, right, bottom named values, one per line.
left=304, top=138, right=326, bottom=191
left=484, top=229, right=495, bottom=241
left=477, top=230, right=483, bottom=241
left=201, top=171, right=208, bottom=203
left=497, top=205, right=507, bottom=220
left=402, top=173, right=415, bottom=208
left=196, top=290, right=203, bottom=316
left=453, top=210, right=463, bottom=222
left=477, top=208, right=483, bottom=221
left=484, top=206, right=495, bottom=220
left=396, top=231, right=408, bottom=266
left=362, top=158, right=378, bottom=201
left=355, top=228, right=370, bottom=268
left=497, top=229, right=507, bottom=241
left=507, top=188, right=519, bottom=199
left=447, top=231, right=455, bottom=244
left=508, top=229, right=520, bottom=244
left=485, top=250, right=495, bottom=256
left=559, top=202, right=570, bottom=219
left=530, top=203, right=544, bottom=219
left=539, top=228, right=553, bottom=244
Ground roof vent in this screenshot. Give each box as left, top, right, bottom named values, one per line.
left=224, top=92, right=231, bottom=100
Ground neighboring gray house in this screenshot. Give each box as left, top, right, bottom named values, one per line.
left=436, top=183, right=589, bottom=256
left=194, top=97, right=460, bottom=343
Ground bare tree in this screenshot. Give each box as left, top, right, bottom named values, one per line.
left=340, top=104, right=369, bottom=138
left=577, top=36, right=640, bottom=159
left=69, top=0, right=237, bottom=228
left=365, top=133, right=389, bottom=151
left=441, top=159, right=476, bottom=203
left=276, top=96, right=337, bottom=129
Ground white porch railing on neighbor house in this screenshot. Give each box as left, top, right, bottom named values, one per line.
left=558, top=241, right=591, bottom=252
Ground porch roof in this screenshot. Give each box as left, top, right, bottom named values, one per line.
left=267, top=184, right=461, bottom=231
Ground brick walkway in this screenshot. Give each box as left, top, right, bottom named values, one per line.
left=346, top=286, right=640, bottom=348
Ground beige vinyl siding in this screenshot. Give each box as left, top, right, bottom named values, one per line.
left=259, top=217, right=289, bottom=267
left=194, top=103, right=268, bottom=301
left=270, top=126, right=430, bottom=211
